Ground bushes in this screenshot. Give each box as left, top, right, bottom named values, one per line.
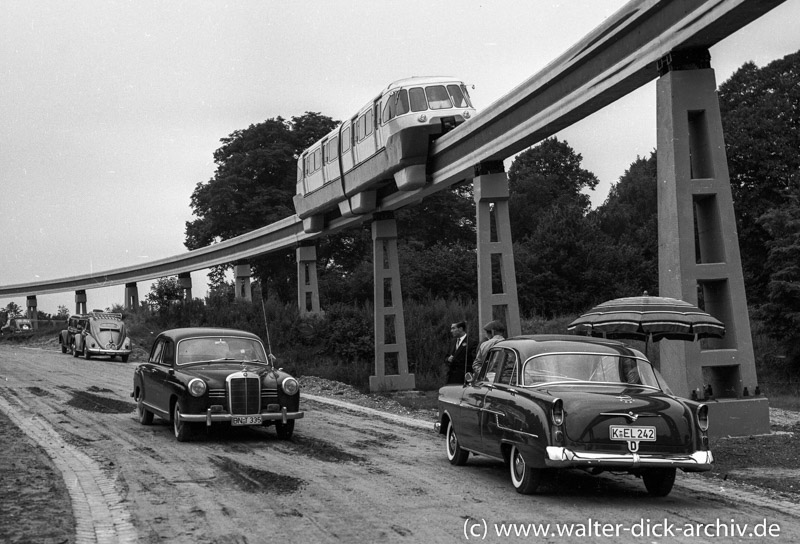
left=123, top=295, right=481, bottom=392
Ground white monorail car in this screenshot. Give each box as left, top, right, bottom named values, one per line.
left=294, top=76, right=476, bottom=233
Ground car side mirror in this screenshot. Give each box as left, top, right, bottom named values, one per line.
left=464, top=372, right=473, bottom=385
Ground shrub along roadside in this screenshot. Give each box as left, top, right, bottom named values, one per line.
left=5, top=295, right=791, bottom=398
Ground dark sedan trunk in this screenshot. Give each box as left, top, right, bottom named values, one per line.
left=550, top=385, right=696, bottom=454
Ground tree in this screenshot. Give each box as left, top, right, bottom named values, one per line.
left=56, top=305, right=70, bottom=319
left=4, top=302, right=22, bottom=319
left=185, top=112, right=338, bottom=300
left=508, top=137, right=599, bottom=241
left=718, top=51, right=800, bottom=303
left=591, top=152, right=659, bottom=298
left=756, top=184, right=800, bottom=371
left=146, top=277, right=184, bottom=311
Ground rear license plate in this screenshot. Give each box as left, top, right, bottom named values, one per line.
left=610, top=426, right=656, bottom=441
left=232, top=415, right=262, bottom=426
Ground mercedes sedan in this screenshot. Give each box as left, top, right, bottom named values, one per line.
left=133, top=327, right=303, bottom=442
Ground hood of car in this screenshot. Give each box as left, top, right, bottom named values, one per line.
left=178, top=363, right=280, bottom=388
left=545, top=384, right=694, bottom=451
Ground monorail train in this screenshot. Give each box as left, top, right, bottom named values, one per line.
left=294, top=76, right=476, bottom=233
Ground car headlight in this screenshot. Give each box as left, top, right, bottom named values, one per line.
left=281, top=377, right=299, bottom=396
left=188, top=378, right=207, bottom=397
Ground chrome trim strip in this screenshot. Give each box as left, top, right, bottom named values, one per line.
left=545, top=447, right=713, bottom=471
left=180, top=410, right=305, bottom=423
left=494, top=414, right=538, bottom=439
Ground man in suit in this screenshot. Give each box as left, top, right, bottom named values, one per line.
left=445, top=321, right=474, bottom=384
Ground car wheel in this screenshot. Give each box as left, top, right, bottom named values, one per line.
left=60, top=343, right=67, bottom=354
left=121, top=355, right=129, bottom=363
left=446, top=420, right=469, bottom=466
left=135, top=391, right=153, bottom=425
left=510, top=445, right=541, bottom=494
left=642, top=468, right=676, bottom=497
left=71, top=343, right=78, bottom=357
left=83, top=346, right=91, bottom=360
left=173, top=401, right=193, bottom=442
left=275, top=420, right=295, bottom=440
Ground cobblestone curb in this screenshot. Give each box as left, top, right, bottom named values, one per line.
left=0, top=394, right=137, bottom=544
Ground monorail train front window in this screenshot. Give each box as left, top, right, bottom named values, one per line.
left=460, top=84, right=473, bottom=108
left=425, top=85, right=453, bottom=110
left=447, top=84, right=469, bottom=108
left=409, top=88, right=427, bottom=112
left=382, top=90, right=410, bottom=122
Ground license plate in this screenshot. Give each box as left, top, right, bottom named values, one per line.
left=610, top=425, right=656, bottom=441
left=232, top=415, right=262, bottom=426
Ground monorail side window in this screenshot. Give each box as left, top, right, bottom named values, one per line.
left=313, top=148, right=321, bottom=171
left=409, top=88, right=427, bottom=112
left=365, top=108, right=373, bottom=136
left=447, top=85, right=468, bottom=108
left=341, top=126, right=351, bottom=152
left=356, top=114, right=366, bottom=141
left=327, top=136, right=339, bottom=162
left=426, top=85, right=453, bottom=110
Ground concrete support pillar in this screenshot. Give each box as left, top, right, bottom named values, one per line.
left=656, top=50, right=768, bottom=436
left=178, top=272, right=192, bottom=301
left=473, top=170, right=521, bottom=338
left=235, top=263, right=252, bottom=301
left=296, top=245, right=321, bottom=316
left=26, top=295, right=38, bottom=329
left=75, top=290, right=87, bottom=315
left=124, top=282, right=139, bottom=311
left=369, top=213, right=415, bottom=392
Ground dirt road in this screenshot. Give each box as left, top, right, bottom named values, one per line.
left=2, top=344, right=799, bottom=543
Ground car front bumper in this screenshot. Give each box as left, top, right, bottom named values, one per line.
left=180, top=407, right=305, bottom=427
left=546, top=447, right=713, bottom=472
left=87, top=348, right=132, bottom=356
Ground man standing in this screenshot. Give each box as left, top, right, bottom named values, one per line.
left=472, top=320, right=506, bottom=374
left=445, top=321, right=474, bottom=384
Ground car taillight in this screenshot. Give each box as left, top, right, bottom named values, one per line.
left=697, top=403, right=709, bottom=432
left=551, top=399, right=564, bottom=426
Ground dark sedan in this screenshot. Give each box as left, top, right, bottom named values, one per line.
left=435, top=335, right=712, bottom=496
left=132, top=327, right=303, bottom=441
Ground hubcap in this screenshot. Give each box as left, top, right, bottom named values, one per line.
left=514, top=452, right=525, bottom=480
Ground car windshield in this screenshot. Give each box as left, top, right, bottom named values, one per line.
left=176, top=337, right=268, bottom=365
left=522, top=353, right=665, bottom=389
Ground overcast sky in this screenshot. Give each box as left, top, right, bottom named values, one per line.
left=2, top=0, right=799, bottom=315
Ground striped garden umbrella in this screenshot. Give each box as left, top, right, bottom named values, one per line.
left=567, top=295, right=725, bottom=342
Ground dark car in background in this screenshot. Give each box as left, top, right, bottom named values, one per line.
left=58, top=314, right=85, bottom=353
left=436, top=335, right=712, bottom=496
left=61, top=312, right=131, bottom=361
left=132, top=327, right=303, bottom=442
left=1, top=317, right=33, bottom=335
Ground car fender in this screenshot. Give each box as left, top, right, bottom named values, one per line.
left=491, top=388, right=555, bottom=468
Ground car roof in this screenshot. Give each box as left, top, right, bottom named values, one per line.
left=495, top=334, right=643, bottom=358
left=156, top=327, right=264, bottom=343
